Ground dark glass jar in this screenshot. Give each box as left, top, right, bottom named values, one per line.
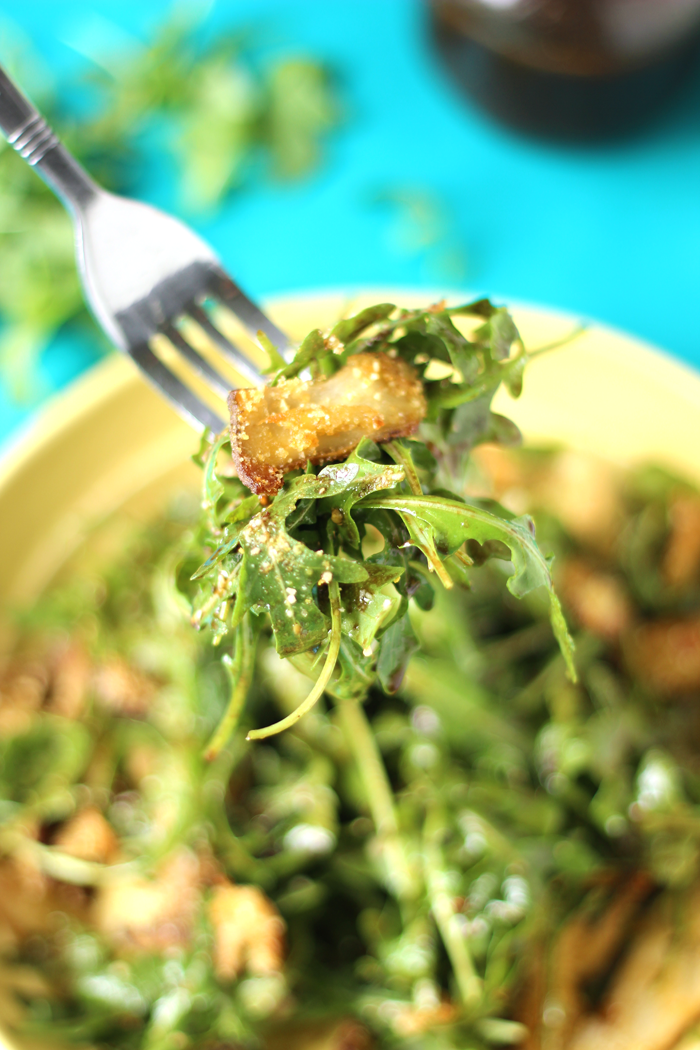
left=429, top=0, right=700, bottom=140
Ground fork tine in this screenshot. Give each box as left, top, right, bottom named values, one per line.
left=130, top=342, right=225, bottom=436
left=206, top=268, right=293, bottom=356
left=160, top=323, right=232, bottom=400
left=186, top=303, right=263, bottom=387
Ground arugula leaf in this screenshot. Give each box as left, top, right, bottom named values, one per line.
left=319, top=440, right=405, bottom=548
left=359, top=492, right=577, bottom=680
left=193, top=455, right=406, bottom=658
left=190, top=495, right=260, bottom=580
left=376, top=613, right=419, bottom=694
left=330, top=303, right=396, bottom=345
left=265, top=59, right=337, bottom=179
left=329, top=638, right=376, bottom=702
left=480, top=307, right=522, bottom=362
left=257, top=330, right=288, bottom=374
left=201, top=432, right=230, bottom=521
left=272, top=328, right=326, bottom=383
left=362, top=506, right=433, bottom=609
left=233, top=510, right=365, bottom=656
left=340, top=566, right=404, bottom=654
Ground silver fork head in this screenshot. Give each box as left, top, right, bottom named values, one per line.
left=78, top=191, right=292, bottom=434
left=0, top=62, right=292, bottom=437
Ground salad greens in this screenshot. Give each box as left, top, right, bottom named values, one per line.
left=3, top=431, right=700, bottom=1050
left=189, top=300, right=575, bottom=751
left=5, top=299, right=700, bottom=1050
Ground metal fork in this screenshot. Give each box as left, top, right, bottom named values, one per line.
left=0, top=64, right=290, bottom=435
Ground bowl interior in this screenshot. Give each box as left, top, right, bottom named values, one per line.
left=0, top=292, right=700, bottom=1048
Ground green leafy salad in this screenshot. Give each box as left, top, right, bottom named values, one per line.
left=190, top=299, right=574, bottom=755
left=2, top=301, right=700, bottom=1050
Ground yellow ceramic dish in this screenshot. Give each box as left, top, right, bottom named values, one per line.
left=0, top=292, right=700, bottom=1050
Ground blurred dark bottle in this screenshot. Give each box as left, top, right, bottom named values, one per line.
left=429, top=0, right=700, bottom=140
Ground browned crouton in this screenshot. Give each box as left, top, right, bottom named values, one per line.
left=228, top=352, right=426, bottom=495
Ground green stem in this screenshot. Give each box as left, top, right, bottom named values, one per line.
left=10, top=836, right=141, bottom=886
left=204, top=616, right=255, bottom=760
left=336, top=697, right=417, bottom=904
left=529, top=323, right=586, bottom=357
left=204, top=751, right=268, bottom=882
left=427, top=552, right=454, bottom=590
left=423, top=808, right=482, bottom=1009
left=247, top=579, right=342, bottom=741
left=384, top=440, right=423, bottom=496
left=201, top=429, right=230, bottom=516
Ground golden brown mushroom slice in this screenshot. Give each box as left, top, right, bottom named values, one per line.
left=228, top=351, right=427, bottom=495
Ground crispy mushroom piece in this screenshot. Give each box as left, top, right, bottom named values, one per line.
left=92, top=848, right=201, bottom=953
left=0, top=658, right=50, bottom=737
left=47, top=642, right=91, bottom=720
left=514, top=873, right=652, bottom=1049
left=208, top=881, right=286, bottom=981
left=558, top=558, right=633, bottom=642
left=228, top=352, right=427, bottom=495
left=53, top=807, right=118, bottom=865
left=624, top=614, right=700, bottom=695
left=266, top=1019, right=373, bottom=1050
left=92, top=655, right=157, bottom=718
left=0, top=849, right=90, bottom=952
left=663, top=494, right=700, bottom=588
left=568, top=882, right=700, bottom=1050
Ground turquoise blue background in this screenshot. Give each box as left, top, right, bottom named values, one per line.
left=3, top=0, right=700, bottom=448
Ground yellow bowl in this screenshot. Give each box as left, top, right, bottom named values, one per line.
left=0, top=292, right=700, bottom=1048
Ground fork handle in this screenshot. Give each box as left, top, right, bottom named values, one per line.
left=0, top=63, right=98, bottom=211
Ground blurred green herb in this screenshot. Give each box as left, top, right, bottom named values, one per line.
left=374, top=187, right=469, bottom=285
left=16, top=297, right=700, bottom=1050
left=0, top=11, right=338, bottom=399
left=5, top=440, right=700, bottom=1049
